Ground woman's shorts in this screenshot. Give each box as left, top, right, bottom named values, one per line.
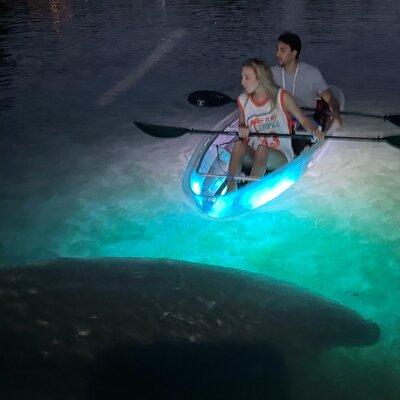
left=247, top=134, right=294, bottom=161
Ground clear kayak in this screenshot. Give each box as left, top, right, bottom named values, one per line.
left=182, top=87, right=345, bottom=219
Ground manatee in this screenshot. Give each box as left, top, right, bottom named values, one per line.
left=0, top=258, right=380, bottom=399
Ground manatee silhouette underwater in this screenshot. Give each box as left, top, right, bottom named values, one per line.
left=0, top=258, right=380, bottom=399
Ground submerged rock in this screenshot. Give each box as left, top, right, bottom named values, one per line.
left=0, top=257, right=380, bottom=399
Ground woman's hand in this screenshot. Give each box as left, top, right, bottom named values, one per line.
left=238, top=125, right=250, bottom=140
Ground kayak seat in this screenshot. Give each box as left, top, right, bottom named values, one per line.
left=292, top=136, right=312, bottom=156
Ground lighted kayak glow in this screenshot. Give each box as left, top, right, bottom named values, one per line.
left=190, top=176, right=202, bottom=195
left=183, top=134, right=328, bottom=219
left=245, top=176, right=295, bottom=210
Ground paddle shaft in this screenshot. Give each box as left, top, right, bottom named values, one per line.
left=133, top=121, right=400, bottom=149
left=301, top=106, right=393, bottom=122
left=187, top=91, right=400, bottom=127
left=222, top=99, right=392, bottom=121
left=183, top=129, right=385, bottom=143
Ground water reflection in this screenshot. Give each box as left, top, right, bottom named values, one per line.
left=26, top=0, right=72, bottom=33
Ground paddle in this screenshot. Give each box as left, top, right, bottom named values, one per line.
left=187, top=90, right=400, bottom=128
left=134, top=121, right=400, bottom=150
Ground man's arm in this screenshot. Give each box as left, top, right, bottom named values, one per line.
left=320, top=88, right=342, bottom=127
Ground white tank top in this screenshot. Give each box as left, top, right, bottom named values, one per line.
left=237, top=88, right=294, bottom=161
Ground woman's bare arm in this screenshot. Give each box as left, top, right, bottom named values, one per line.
left=283, top=92, right=324, bottom=140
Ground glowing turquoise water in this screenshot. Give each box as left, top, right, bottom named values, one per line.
left=1, top=133, right=398, bottom=398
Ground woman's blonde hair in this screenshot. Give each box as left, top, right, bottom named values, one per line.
left=243, top=58, right=279, bottom=107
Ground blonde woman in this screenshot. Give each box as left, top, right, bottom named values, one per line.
left=227, top=58, right=323, bottom=192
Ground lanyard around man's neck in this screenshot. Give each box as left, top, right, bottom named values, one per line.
left=282, top=62, right=299, bottom=97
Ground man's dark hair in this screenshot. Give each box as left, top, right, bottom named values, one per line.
left=278, top=32, right=302, bottom=59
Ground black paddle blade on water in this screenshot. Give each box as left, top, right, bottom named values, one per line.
left=188, top=90, right=235, bottom=107
left=134, top=121, right=189, bottom=138
left=385, top=135, right=400, bottom=149
left=386, top=115, right=400, bottom=128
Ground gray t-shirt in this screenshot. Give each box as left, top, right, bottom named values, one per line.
left=271, top=62, right=329, bottom=108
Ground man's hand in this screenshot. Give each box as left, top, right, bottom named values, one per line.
left=330, top=108, right=343, bottom=127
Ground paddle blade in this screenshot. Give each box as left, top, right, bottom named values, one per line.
left=134, top=121, right=189, bottom=138
left=188, top=90, right=235, bottom=107
left=385, top=135, right=400, bottom=149
left=386, top=115, right=400, bottom=128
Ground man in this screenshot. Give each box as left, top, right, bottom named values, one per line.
left=271, top=32, right=342, bottom=132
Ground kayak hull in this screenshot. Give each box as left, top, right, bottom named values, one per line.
left=183, top=87, right=344, bottom=219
